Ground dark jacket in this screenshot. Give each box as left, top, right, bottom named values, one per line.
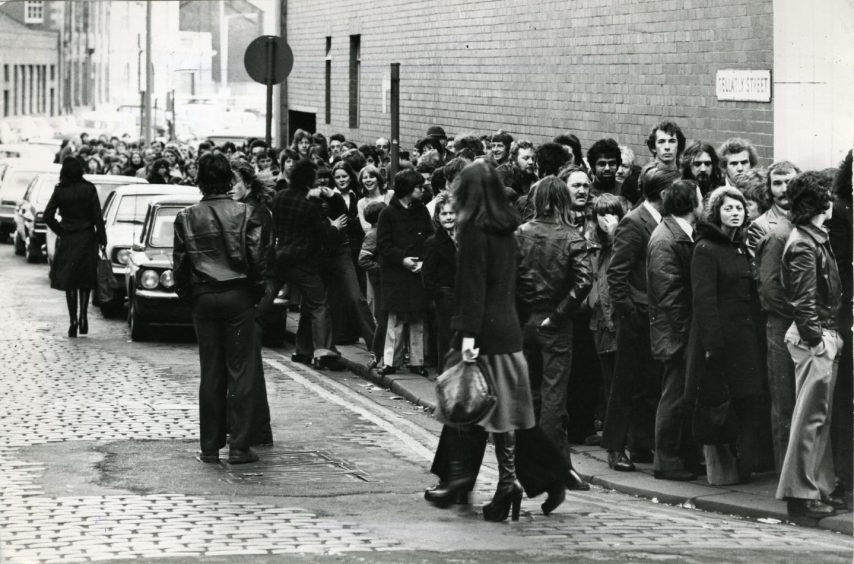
left=515, top=217, right=593, bottom=324
left=173, top=194, right=266, bottom=299
left=358, top=227, right=380, bottom=289
left=685, top=222, right=763, bottom=401
left=451, top=223, right=523, bottom=354
left=755, top=218, right=794, bottom=319
left=339, top=190, right=365, bottom=254
left=44, top=180, right=107, bottom=245
left=782, top=223, right=842, bottom=347
left=646, top=216, right=694, bottom=360
left=311, top=191, right=350, bottom=251
left=606, top=202, right=659, bottom=317
left=826, top=198, right=853, bottom=324
left=270, top=185, right=336, bottom=268
left=586, top=236, right=617, bottom=354
left=746, top=204, right=787, bottom=256
left=422, top=227, right=457, bottom=302
left=376, top=196, right=434, bottom=312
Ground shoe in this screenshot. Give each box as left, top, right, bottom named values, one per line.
left=483, top=432, right=523, bottom=522
left=227, top=448, right=259, bottom=464
left=78, top=314, right=88, bottom=335
left=566, top=468, right=590, bottom=491
left=199, top=450, right=220, bottom=463
left=367, top=354, right=379, bottom=370
left=629, top=449, right=654, bottom=464
left=378, top=365, right=397, bottom=376
left=409, top=365, right=428, bottom=377
left=787, top=499, right=836, bottom=518
left=541, top=480, right=566, bottom=516
left=68, top=321, right=78, bottom=338
left=313, top=356, right=345, bottom=371
left=291, top=353, right=313, bottom=365
left=821, top=495, right=846, bottom=509
left=424, top=461, right=476, bottom=507
left=607, top=450, right=635, bottom=472
left=654, top=469, right=697, bottom=481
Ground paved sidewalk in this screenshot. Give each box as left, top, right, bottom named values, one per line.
left=284, top=313, right=853, bottom=536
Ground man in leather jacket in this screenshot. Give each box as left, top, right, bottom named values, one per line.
left=173, top=152, right=267, bottom=465
left=516, top=176, right=593, bottom=484
left=777, top=171, right=844, bottom=518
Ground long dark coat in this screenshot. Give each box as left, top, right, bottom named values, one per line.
left=685, top=222, right=763, bottom=403
left=376, top=196, right=433, bottom=312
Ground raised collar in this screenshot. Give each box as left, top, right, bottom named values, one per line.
left=798, top=222, right=829, bottom=245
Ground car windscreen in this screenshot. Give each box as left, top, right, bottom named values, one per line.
left=92, top=183, right=122, bottom=212
left=0, top=170, right=39, bottom=202
left=32, top=179, right=57, bottom=208
left=114, top=194, right=163, bottom=225
left=148, top=206, right=182, bottom=248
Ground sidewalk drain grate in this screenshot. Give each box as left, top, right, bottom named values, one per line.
left=224, top=448, right=376, bottom=484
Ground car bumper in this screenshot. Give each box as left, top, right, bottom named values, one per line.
left=134, top=290, right=192, bottom=325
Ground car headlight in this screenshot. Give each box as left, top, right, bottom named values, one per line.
left=140, top=269, right=160, bottom=289
left=115, top=248, right=131, bottom=265
left=160, top=270, right=174, bottom=288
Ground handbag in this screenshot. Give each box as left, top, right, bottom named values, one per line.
left=434, top=352, right=496, bottom=427
left=94, top=249, right=118, bottom=305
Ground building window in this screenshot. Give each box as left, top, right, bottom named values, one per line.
left=3, top=65, right=8, bottom=83
left=24, top=1, right=44, bottom=24
left=50, top=64, right=55, bottom=82
left=348, top=35, right=360, bottom=129
left=3, top=90, right=8, bottom=117
left=325, top=37, right=332, bottom=125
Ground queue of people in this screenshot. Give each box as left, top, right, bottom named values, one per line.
left=47, top=121, right=852, bottom=523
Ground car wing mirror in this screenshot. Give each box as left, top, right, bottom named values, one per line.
left=132, top=243, right=145, bottom=252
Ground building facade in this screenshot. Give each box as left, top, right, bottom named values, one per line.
left=0, top=10, right=59, bottom=120
left=281, top=0, right=853, bottom=170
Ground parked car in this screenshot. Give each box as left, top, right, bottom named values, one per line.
left=45, top=175, right=149, bottom=266
left=0, top=144, right=56, bottom=162
left=96, top=184, right=200, bottom=317
left=0, top=160, right=61, bottom=242
left=125, top=194, right=287, bottom=343
left=13, top=173, right=58, bottom=262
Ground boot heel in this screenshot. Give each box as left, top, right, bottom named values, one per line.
left=511, top=491, right=522, bottom=521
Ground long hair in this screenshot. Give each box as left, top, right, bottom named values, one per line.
left=680, top=142, right=723, bottom=191
left=59, top=156, right=85, bottom=185
left=530, top=176, right=575, bottom=227
left=833, top=150, right=853, bottom=204
left=331, top=161, right=360, bottom=197
left=358, top=165, right=385, bottom=195
left=592, top=192, right=627, bottom=244
left=455, top=162, right=518, bottom=235
left=788, top=171, right=835, bottom=226
left=232, top=159, right=275, bottom=208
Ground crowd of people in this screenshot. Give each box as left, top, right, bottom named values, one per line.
left=54, top=120, right=853, bottom=522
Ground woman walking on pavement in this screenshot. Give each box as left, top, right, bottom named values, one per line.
left=425, top=162, right=570, bottom=521
left=44, top=156, right=107, bottom=338
left=173, top=153, right=268, bottom=465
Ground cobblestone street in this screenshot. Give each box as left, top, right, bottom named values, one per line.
left=1, top=248, right=852, bottom=563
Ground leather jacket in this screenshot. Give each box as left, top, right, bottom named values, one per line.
left=173, top=194, right=266, bottom=298
left=516, top=218, right=593, bottom=324
left=782, top=223, right=842, bottom=346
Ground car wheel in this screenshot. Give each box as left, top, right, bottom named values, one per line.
left=128, top=294, right=148, bottom=341
left=0, top=224, right=10, bottom=244
left=24, top=234, right=41, bottom=263
left=14, top=231, right=25, bottom=256
left=100, top=297, right=124, bottom=319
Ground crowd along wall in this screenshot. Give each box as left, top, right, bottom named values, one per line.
left=284, top=0, right=775, bottom=165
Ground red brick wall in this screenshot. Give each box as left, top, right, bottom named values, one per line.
left=284, top=0, right=774, bottom=164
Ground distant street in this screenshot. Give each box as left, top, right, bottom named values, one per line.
left=0, top=245, right=851, bottom=563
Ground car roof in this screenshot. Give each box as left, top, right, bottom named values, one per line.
left=110, top=184, right=199, bottom=197
left=84, top=174, right=149, bottom=184
left=3, top=160, right=61, bottom=173
left=149, top=194, right=202, bottom=206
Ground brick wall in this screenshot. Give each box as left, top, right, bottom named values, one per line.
left=284, top=0, right=774, bottom=165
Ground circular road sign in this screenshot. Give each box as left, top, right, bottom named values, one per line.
left=244, top=35, right=293, bottom=85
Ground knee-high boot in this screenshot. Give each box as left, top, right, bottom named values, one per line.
left=65, top=290, right=78, bottom=337
left=78, top=289, right=90, bottom=335
left=425, top=425, right=485, bottom=506
left=483, top=431, right=523, bottom=522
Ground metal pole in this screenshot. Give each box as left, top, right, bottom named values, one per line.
left=280, top=0, right=288, bottom=147
left=390, top=63, right=400, bottom=191
left=265, top=36, right=275, bottom=148
left=143, top=0, right=152, bottom=144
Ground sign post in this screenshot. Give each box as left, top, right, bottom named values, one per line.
left=389, top=63, right=400, bottom=191
left=244, top=35, right=293, bottom=147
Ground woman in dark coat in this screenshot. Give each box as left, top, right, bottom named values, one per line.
left=686, top=186, right=764, bottom=485
left=421, top=191, right=457, bottom=373
left=425, top=162, right=569, bottom=522
left=376, top=169, right=434, bottom=375
left=44, top=157, right=107, bottom=338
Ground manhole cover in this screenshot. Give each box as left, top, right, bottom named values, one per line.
left=224, top=449, right=376, bottom=484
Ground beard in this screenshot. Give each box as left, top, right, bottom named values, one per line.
left=695, top=171, right=713, bottom=194
left=596, top=174, right=616, bottom=190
